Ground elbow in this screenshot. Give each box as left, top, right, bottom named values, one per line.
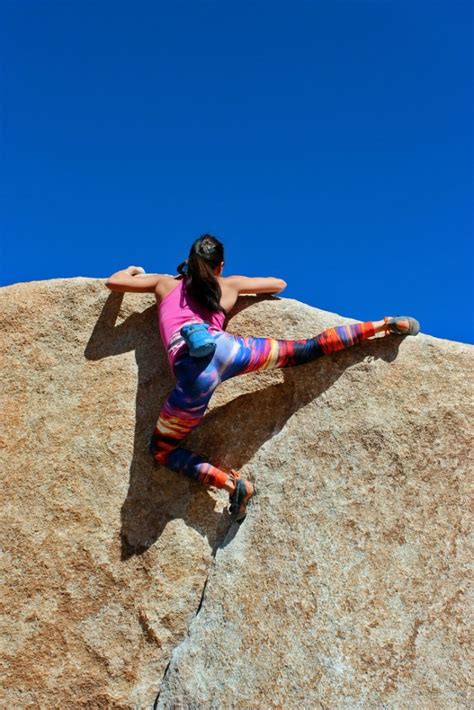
left=105, top=280, right=121, bottom=292
left=276, top=279, right=287, bottom=292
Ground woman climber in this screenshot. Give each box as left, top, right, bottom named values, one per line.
left=106, top=233, right=420, bottom=523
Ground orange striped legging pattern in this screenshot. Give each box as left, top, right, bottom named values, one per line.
left=150, top=321, right=376, bottom=488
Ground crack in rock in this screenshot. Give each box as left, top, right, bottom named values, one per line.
left=153, top=521, right=237, bottom=709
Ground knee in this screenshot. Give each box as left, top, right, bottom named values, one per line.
left=149, top=432, right=170, bottom=465
left=151, top=450, right=168, bottom=465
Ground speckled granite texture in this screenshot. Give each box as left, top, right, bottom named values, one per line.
left=1, top=278, right=472, bottom=709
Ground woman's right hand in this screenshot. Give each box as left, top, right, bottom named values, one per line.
left=126, top=265, right=146, bottom=275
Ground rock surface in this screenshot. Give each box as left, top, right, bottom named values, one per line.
left=1, top=278, right=472, bottom=709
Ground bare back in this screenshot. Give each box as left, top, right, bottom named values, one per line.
left=154, top=274, right=287, bottom=315
left=154, top=275, right=239, bottom=314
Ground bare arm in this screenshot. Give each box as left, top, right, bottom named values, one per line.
left=105, top=266, right=165, bottom=293
left=226, top=275, right=287, bottom=295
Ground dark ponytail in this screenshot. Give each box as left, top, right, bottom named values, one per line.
left=176, top=233, right=227, bottom=315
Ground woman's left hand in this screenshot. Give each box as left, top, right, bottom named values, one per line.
left=126, top=265, right=146, bottom=275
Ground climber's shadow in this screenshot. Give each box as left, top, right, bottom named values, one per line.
left=85, top=291, right=403, bottom=560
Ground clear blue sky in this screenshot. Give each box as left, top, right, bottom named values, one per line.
left=1, top=1, right=472, bottom=344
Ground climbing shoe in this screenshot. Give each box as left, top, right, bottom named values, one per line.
left=383, top=316, right=420, bottom=336
left=228, top=478, right=256, bottom=523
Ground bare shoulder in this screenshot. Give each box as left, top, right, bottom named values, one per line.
left=154, top=274, right=182, bottom=302
left=215, top=276, right=239, bottom=313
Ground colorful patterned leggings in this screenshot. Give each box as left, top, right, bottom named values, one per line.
left=150, top=321, right=376, bottom=488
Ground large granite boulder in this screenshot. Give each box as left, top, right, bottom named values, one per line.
left=1, top=278, right=472, bottom=709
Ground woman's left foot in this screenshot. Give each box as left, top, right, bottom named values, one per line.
left=228, top=479, right=255, bottom=523
left=383, top=316, right=420, bottom=336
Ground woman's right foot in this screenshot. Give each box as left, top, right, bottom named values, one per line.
left=383, top=316, right=420, bottom=336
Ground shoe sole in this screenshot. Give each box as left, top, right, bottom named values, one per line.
left=230, top=482, right=257, bottom=523
left=386, top=316, right=420, bottom=336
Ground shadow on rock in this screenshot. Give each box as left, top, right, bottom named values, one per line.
left=85, top=291, right=403, bottom=560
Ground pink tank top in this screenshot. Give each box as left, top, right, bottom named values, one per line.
left=157, top=277, right=226, bottom=369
